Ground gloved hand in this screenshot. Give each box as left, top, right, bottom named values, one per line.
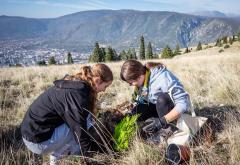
left=142, top=117, right=168, bottom=133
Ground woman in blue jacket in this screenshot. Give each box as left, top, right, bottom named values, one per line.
left=120, top=60, right=191, bottom=133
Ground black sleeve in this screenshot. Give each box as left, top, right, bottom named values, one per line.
left=63, top=90, right=97, bottom=155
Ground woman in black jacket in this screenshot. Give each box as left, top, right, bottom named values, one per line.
left=21, top=63, right=113, bottom=165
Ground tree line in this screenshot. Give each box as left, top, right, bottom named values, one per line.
left=37, top=29, right=240, bottom=65
left=37, top=52, right=74, bottom=66
left=89, top=35, right=187, bottom=62
left=88, top=35, right=158, bottom=62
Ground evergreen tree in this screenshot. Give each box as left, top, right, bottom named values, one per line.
left=215, top=38, right=222, bottom=47
left=173, top=44, right=181, bottom=55
left=88, top=54, right=92, bottom=62
left=105, top=47, right=114, bottom=61
left=215, top=39, right=220, bottom=46
left=112, top=48, right=119, bottom=61
left=161, top=45, right=173, bottom=58
left=37, top=60, right=47, bottom=66
left=127, top=49, right=133, bottom=59
left=139, top=35, right=145, bottom=60
left=132, top=48, right=137, bottom=59
left=146, top=42, right=153, bottom=59
left=48, top=56, right=56, bottom=65
left=67, top=52, right=74, bottom=64
left=237, top=30, right=240, bottom=42
left=89, top=42, right=101, bottom=62
left=196, top=42, right=202, bottom=51
left=184, top=47, right=190, bottom=53
left=100, top=47, right=106, bottom=62
left=222, top=36, right=228, bottom=44
left=233, top=35, right=236, bottom=42
left=229, top=37, right=233, bottom=45
left=120, top=50, right=128, bottom=60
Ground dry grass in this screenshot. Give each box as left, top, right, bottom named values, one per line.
left=0, top=42, right=240, bottom=164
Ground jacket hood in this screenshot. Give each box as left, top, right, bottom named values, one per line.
left=149, top=65, right=166, bottom=82
left=53, top=79, right=92, bottom=90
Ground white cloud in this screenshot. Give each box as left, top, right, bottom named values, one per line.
left=4, top=0, right=240, bottom=15
left=141, top=0, right=240, bottom=13
left=6, top=0, right=110, bottom=10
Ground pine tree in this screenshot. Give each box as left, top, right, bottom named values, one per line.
left=173, top=44, right=181, bottom=55
left=237, top=30, right=240, bottom=42
left=161, top=45, right=173, bottom=58
left=37, top=60, right=46, bottom=66
left=222, top=36, right=228, bottom=44
left=229, top=37, right=233, bottom=45
left=215, top=39, right=219, bottom=46
left=196, top=42, right=202, bottom=51
left=48, top=56, right=56, bottom=65
left=120, top=50, right=128, bottom=60
left=132, top=48, right=137, bottom=59
left=105, top=47, right=114, bottom=62
left=184, top=47, right=190, bottom=53
left=146, top=42, right=153, bottom=59
left=67, top=52, right=74, bottom=64
left=215, top=38, right=222, bottom=47
left=113, top=48, right=120, bottom=61
left=233, top=35, right=236, bottom=42
left=127, top=49, right=133, bottom=59
left=100, top=47, right=106, bottom=62
left=139, top=35, right=145, bottom=60
left=89, top=42, right=101, bottom=62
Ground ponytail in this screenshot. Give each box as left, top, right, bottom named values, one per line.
left=145, top=62, right=164, bottom=69
left=64, top=64, right=113, bottom=116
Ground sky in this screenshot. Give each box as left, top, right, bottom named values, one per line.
left=0, top=0, right=240, bottom=18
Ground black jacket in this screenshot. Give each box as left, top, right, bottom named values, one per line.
left=21, top=79, right=96, bottom=155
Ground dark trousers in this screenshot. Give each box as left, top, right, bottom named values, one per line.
left=132, top=93, right=174, bottom=122
left=131, top=103, right=159, bottom=121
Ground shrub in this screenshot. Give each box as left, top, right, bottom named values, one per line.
left=196, top=42, right=202, bottom=51
left=219, top=49, right=224, bottom=53
left=48, top=57, right=56, bottom=65
left=224, top=44, right=230, bottom=49
left=161, top=45, right=173, bottom=58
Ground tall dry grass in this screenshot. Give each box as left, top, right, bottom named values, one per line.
left=0, top=42, right=240, bottom=164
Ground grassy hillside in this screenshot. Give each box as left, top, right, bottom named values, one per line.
left=0, top=42, right=240, bottom=164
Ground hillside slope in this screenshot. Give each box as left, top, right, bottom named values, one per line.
left=1, top=10, right=240, bottom=51
left=0, top=42, right=240, bottom=164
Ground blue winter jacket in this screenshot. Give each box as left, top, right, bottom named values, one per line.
left=146, top=65, right=191, bottom=114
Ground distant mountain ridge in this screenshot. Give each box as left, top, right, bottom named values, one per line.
left=191, top=11, right=227, bottom=18
left=1, top=10, right=240, bottom=52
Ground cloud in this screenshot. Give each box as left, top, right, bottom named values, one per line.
left=141, top=0, right=240, bottom=13
left=142, top=0, right=215, bottom=7
left=6, top=0, right=111, bottom=10
left=3, top=0, right=240, bottom=15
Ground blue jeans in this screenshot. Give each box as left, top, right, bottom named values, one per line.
left=23, top=124, right=81, bottom=158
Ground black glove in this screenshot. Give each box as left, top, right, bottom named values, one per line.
left=142, top=117, right=168, bottom=133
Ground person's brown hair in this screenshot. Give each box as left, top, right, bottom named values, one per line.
left=120, top=60, right=163, bottom=82
left=145, top=62, right=163, bottom=69
left=120, top=60, right=146, bottom=82
left=64, top=63, right=113, bottom=116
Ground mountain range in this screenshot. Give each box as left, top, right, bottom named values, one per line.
left=1, top=10, right=240, bottom=52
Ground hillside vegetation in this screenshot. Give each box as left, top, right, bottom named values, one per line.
left=0, top=42, right=240, bottom=164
